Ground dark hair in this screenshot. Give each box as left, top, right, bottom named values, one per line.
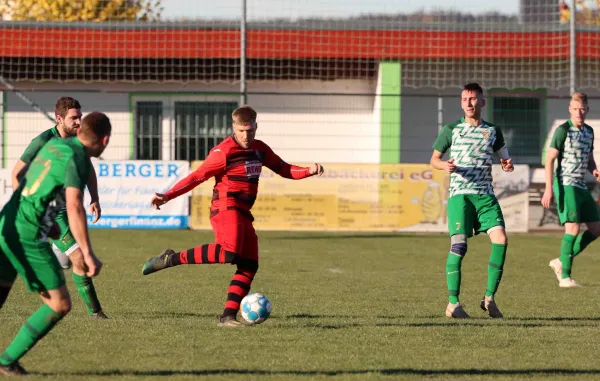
left=232, top=105, right=257, bottom=124
left=463, top=83, right=484, bottom=95
left=55, top=97, right=81, bottom=118
left=80, top=112, right=112, bottom=143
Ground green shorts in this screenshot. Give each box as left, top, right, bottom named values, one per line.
left=553, top=182, right=600, bottom=225
left=0, top=219, right=66, bottom=293
left=447, top=194, right=505, bottom=238
left=49, top=211, right=78, bottom=254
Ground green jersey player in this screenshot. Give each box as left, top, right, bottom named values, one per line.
left=431, top=83, right=514, bottom=319
left=11, top=97, right=107, bottom=319
left=542, top=92, right=600, bottom=287
left=0, top=112, right=111, bottom=375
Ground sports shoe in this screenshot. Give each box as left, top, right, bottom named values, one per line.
left=480, top=296, right=503, bottom=318
left=142, top=249, right=176, bottom=275
left=217, top=315, right=245, bottom=328
left=0, top=361, right=28, bottom=375
left=445, top=303, right=470, bottom=318
left=90, top=311, right=110, bottom=320
left=549, top=258, right=563, bottom=282
left=559, top=277, right=580, bottom=288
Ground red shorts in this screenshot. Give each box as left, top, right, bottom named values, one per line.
left=210, top=210, right=258, bottom=260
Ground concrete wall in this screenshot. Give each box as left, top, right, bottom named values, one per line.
left=2, top=79, right=380, bottom=167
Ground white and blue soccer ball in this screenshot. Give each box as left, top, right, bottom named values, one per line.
left=240, top=292, right=272, bottom=324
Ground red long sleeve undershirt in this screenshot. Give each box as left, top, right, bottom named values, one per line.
left=164, top=147, right=311, bottom=201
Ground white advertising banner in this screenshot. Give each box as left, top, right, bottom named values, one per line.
left=84, top=160, right=190, bottom=229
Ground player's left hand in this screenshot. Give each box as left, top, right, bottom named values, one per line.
left=500, top=158, right=514, bottom=172
left=309, top=163, right=324, bottom=176
left=151, top=193, right=169, bottom=210
left=89, top=201, right=101, bottom=223
left=593, top=169, right=600, bottom=182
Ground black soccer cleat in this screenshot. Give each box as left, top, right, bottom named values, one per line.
left=217, top=314, right=245, bottom=328
left=480, top=296, right=504, bottom=319
left=0, top=361, right=29, bottom=375
left=90, top=310, right=110, bottom=320
left=142, top=249, right=176, bottom=275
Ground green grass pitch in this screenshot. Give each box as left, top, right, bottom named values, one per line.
left=2, top=230, right=600, bottom=380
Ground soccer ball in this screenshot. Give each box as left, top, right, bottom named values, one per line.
left=240, top=292, right=272, bottom=324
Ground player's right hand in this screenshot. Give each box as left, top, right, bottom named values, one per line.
left=443, top=158, right=457, bottom=173
left=541, top=189, right=553, bottom=209
left=151, top=193, right=169, bottom=210
left=84, top=252, right=103, bottom=277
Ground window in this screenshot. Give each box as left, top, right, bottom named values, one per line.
left=174, top=102, right=237, bottom=161
left=135, top=101, right=162, bottom=160
left=491, top=96, right=542, bottom=164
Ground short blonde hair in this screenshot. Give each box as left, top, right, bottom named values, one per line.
left=232, top=105, right=257, bottom=125
left=571, top=92, right=588, bottom=105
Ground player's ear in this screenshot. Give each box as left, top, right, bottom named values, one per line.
left=481, top=98, right=486, bottom=108
left=55, top=114, right=62, bottom=125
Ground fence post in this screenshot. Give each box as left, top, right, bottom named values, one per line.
left=569, top=0, right=576, bottom=94
left=240, top=0, right=248, bottom=106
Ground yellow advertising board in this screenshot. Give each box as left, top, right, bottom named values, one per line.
left=189, top=162, right=455, bottom=231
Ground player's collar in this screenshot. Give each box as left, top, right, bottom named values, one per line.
left=460, top=117, right=487, bottom=127
left=567, top=119, right=586, bottom=130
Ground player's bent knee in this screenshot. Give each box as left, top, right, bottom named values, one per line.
left=487, top=227, right=508, bottom=245
left=47, top=296, right=72, bottom=316
left=450, top=234, right=467, bottom=257
left=236, top=257, right=259, bottom=272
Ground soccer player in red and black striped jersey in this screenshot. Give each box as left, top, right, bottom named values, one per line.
left=141, top=105, right=324, bottom=327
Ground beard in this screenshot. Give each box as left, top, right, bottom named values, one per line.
left=63, top=124, right=79, bottom=137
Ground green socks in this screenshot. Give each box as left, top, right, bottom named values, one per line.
left=573, top=231, right=597, bottom=257
left=486, top=243, right=507, bottom=297
left=559, top=234, right=576, bottom=279
left=72, top=273, right=102, bottom=315
left=446, top=253, right=463, bottom=304
left=0, top=304, right=63, bottom=365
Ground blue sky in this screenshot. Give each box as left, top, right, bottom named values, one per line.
left=161, top=0, right=521, bottom=20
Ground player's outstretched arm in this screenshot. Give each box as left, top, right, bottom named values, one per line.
left=66, top=186, right=102, bottom=277
left=263, top=146, right=323, bottom=179
left=430, top=150, right=455, bottom=173
left=541, top=148, right=559, bottom=209
left=151, top=149, right=226, bottom=210
left=87, top=165, right=101, bottom=223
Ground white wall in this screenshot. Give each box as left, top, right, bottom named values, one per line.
left=3, top=79, right=379, bottom=166
left=4, top=92, right=130, bottom=168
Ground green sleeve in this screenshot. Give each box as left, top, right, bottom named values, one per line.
left=493, top=127, right=506, bottom=152
left=432, top=125, right=453, bottom=153
left=20, top=135, right=49, bottom=164
left=64, top=154, right=88, bottom=191
left=550, top=126, right=568, bottom=151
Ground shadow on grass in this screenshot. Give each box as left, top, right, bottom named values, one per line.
left=38, top=368, right=600, bottom=377
left=120, top=312, right=218, bottom=319
left=273, top=234, right=418, bottom=240
left=287, top=313, right=360, bottom=319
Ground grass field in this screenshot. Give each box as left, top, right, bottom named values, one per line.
left=2, top=230, right=600, bottom=380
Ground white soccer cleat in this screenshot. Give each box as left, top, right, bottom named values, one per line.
left=549, top=258, right=563, bottom=282
left=559, top=277, right=580, bottom=288
left=445, top=303, right=470, bottom=318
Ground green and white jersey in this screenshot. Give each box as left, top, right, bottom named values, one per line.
left=551, top=120, right=594, bottom=189
left=1, top=137, right=90, bottom=241
left=433, top=118, right=506, bottom=197
left=20, top=126, right=60, bottom=164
